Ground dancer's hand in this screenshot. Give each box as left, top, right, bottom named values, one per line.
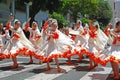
left=107, top=23, right=112, bottom=28
left=26, top=17, right=31, bottom=23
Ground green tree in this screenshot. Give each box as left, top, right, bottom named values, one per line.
left=60, top=0, right=99, bottom=21
left=15, top=0, right=63, bottom=24
left=16, top=0, right=112, bottom=26
left=49, top=12, right=68, bottom=29
left=93, top=0, right=112, bottom=26
left=60, top=0, right=112, bottom=26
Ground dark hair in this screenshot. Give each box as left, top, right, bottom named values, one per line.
left=95, top=25, right=98, bottom=29
left=116, top=21, right=120, bottom=27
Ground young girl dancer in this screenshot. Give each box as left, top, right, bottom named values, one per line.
left=86, top=21, right=108, bottom=69
left=62, top=27, right=76, bottom=65
left=0, top=19, right=35, bottom=68
left=69, top=20, right=88, bottom=62
left=98, top=21, right=120, bottom=79
left=37, top=19, right=74, bottom=72
left=24, top=18, right=42, bottom=64
left=104, top=23, right=113, bottom=45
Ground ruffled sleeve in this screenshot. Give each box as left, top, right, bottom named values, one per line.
left=43, top=21, right=49, bottom=31
left=35, top=35, right=41, bottom=39
left=6, top=21, right=11, bottom=30
left=81, top=28, right=87, bottom=35
left=71, top=35, right=76, bottom=40
left=12, top=33, right=20, bottom=39
left=51, top=32, right=59, bottom=39
left=113, top=35, right=120, bottom=44
left=104, top=27, right=110, bottom=37
left=89, top=30, right=97, bottom=38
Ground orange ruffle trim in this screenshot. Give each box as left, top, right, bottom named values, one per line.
left=94, top=56, right=120, bottom=66
left=33, top=50, right=72, bottom=62
left=0, top=47, right=35, bottom=59
left=80, top=48, right=120, bottom=66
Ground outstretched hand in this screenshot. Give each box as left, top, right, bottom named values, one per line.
left=26, top=17, right=31, bottom=23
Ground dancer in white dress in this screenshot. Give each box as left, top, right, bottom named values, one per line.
left=85, top=20, right=108, bottom=69
left=37, top=19, right=74, bottom=72
left=69, top=20, right=88, bottom=62
left=104, top=23, right=113, bottom=45
left=98, top=21, right=120, bottom=79
left=62, top=27, right=76, bottom=65
left=0, top=19, right=35, bottom=68
left=24, top=18, right=42, bottom=64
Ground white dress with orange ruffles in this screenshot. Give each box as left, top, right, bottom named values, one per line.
left=0, top=27, right=35, bottom=59
left=37, top=30, right=75, bottom=62
left=98, top=32, right=120, bottom=66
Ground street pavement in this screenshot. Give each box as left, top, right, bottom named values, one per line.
left=0, top=55, right=116, bottom=80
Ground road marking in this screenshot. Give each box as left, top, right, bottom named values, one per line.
left=80, top=67, right=112, bottom=80
left=17, top=56, right=31, bottom=59
left=0, top=62, right=21, bottom=66
left=24, top=65, right=74, bottom=80
left=0, top=62, right=46, bottom=79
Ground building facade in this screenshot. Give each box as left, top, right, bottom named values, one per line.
left=109, top=0, right=120, bottom=25
left=0, top=0, right=48, bottom=29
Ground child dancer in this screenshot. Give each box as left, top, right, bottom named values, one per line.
left=0, top=19, right=35, bottom=68
left=37, top=19, right=74, bottom=72
left=86, top=21, right=108, bottom=69
left=62, top=27, right=76, bottom=65
left=104, top=23, right=113, bottom=45
left=69, top=20, right=88, bottom=62
left=98, top=21, right=120, bottom=79
left=24, top=18, right=42, bottom=64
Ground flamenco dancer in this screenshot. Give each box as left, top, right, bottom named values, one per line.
left=37, top=19, right=74, bottom=72
left=68, top=20, right=88, bottom=64
left=24, top=18, right=42, bottom=64
left=0, top=19, right=35, bottom=68
left=98, top=21, right=120, bottom=79
left=85, top=20, right=108, bottom=69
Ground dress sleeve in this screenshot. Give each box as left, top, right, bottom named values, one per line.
left=104, top=27, right=110, bottom=37
left=35, top=31, right=41, bottom=39
left=12, top=33, right=20, bottom=39
left=89, top=30, right=97, bottom=38
left=43, top=21, right=49, bottom=31
left=51, top=32, right=59, bottom=39
left=6, top=21, right=11, bottom=30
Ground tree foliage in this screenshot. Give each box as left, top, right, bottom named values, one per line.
left=49, top=12, right=68, bottom=29
left=15, top=0, right=62, bottom=23
left=15, top=0, right=112, bottom=26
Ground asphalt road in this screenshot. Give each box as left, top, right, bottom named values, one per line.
left=0, top=55, right=116, bottom=80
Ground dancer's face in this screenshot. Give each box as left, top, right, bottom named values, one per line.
left=32, top=22, right=37, bottom=30
left=65, top=29, right=69, bottom=36
left=76, top=22, right=80, bottom=28
left=89, top=25, right=98, bottom=31
left=116, top=24, right=120, bottom=31
left=14, top=21, right=21, bottom=30
left=107, top=23, right=112, bottom=29
left=51, top=23, right=57, bottom=31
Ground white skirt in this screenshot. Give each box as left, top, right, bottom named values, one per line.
left=97, top=45, right=120, bottom=66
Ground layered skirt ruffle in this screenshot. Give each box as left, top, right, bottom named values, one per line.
left=0, top=40, right=35, bottom=59
left=96, top=45, right=120, bottom=66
